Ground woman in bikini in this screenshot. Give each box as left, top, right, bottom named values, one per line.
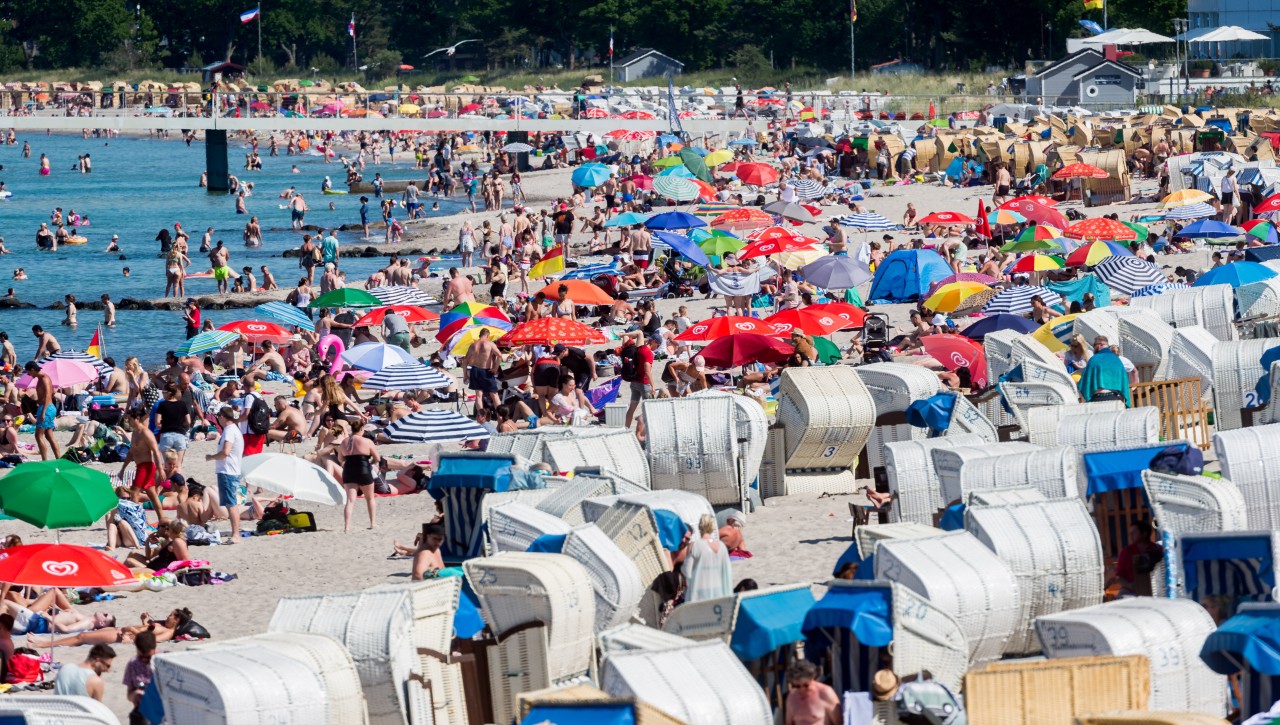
left=124, top=520, right=189, bottom=573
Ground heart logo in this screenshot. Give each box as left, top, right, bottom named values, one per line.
left=818, top=316, right=835, bottom=325
left=247, top=324, right=266, bottom=331
left=110, top=570, right=127, bottom=580
left=734, top=322, right=755, bottom=331
left=42, top=561, right=78, bottom=577
left=949, top=352, right=970, bottom=367
left=692, top=324, right=708, bottom=334
left=774, top=323, right=793, bottom=332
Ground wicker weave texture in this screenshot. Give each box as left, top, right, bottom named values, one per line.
left=930, top=442, right=1040, bottom=507
left=854, top=523, right=947, bottom=561
left=1141, top=470, right=1248, bottom=535
left=853, top=362, right=944, bottom=416
left=0, top=697, right=120, bottom=725
left=598, top=624, right=699, bottom=656
left=1215, top=424, right=1280, bottom=530
left=563, top=524, right=647, bottom=632
left=1012, top=336, right=1066, bottom=370
left=883, top=435, right=986, bottom=525
left=966, top=487, right=1048, bottom=507
left=886, top=581, right=972, bottom=690
left=1056, top=408, right=1160, bottom=453
left=696, top=390, right=770, bottom=491
left=1073, top=309, right=1123, bottom=346
left=594, top=502, right=672, bottom=592
left=1034, top=597, right=1227, bottom=715
left=642, top=396, right=742, bottom=505
left=966, top=499, right=1105, bottom=655
left=537, top=474, right=649, bottom=525
left=1118, top=311, right=1175, bottom=380
left=950, top=446, right=1080, bottom=504
left=946, top=394, right=1000, bottom=441
left=965, top=655, right=1150, bottom=725
left=601, top=641, right=773, bottom=725
left=154, top=646, right=329, bottom=725
left=488, top=502, right=573, bottom=553
left=486, top=624, right=554, bottom=725
left=1025, top=402, right=1126, bottom=447
left=875, top=531, right=1021, bottom=665
left=1238, top=278, right=1280, bottom=318
left=1132, top=285, right=1236, bottom=341
left=661, top=594, right=739, bottom=642
left=776, top=367, right=876, bottom=470
left=1168, top=325, right=1218, bottom=394
left=368, top=579, right=468, bottom=725
left=544, top=429, right=651, bottom=488
left=1211, top=339, right=1277, bottom=431
left=983, top=330, right=1022, bottom=383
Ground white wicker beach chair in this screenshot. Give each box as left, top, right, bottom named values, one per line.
left=483, top=623, right=568, bottom=725
left=642, top=396, right=743, bottom=508
left=875, top=530, right=1022, bottom=665
left=1010, top=336, right=1065, bottom=370
left=192, top=633, right=369, bottom=725
left=853, top=522, right=947, bottom=559
left=1118, top=310, right=1175, bottom=380
left=543, top=429, right=651, bottom=488
left=1168, top=325, right=1218, bottom=394
left=487, top=501, right=573, bottom=553
left=930, top=442, right=1040, bottom=507
left=486, top=426, right=618, bottom=461
left=1132, top=284, right=1237, bottom=341
left=1023, top=401, right=1125, bottom=446
left=1237, top=278, right=1280, bottom=318
left=695, top=389, right=770, bottom=494
left=973, top=390, right=1020, bottom=430
left=1215, top=424, right=1280, bottom=530
left=661, top=583, right=812, bottom=648
left=154, top=646, right=329, bottom=725
left=1212, top=339, right=1279, bottom=431
left=862, top=421, right=929, bottom=473
left=1035, top=597, right=1227, bottom=715
left=1072, top=308, right=1123, bottom=345
left=1262, top=361, right=1280, bottom=426
left=601, top=641, right=773, bottom=725
left=583, top=490, right=715, bottom=532
left=883, top=435, right=986, bottom=525
left=536, top=473, right=648, bottom=525
left=1142, top=470, right=1248, bottom=535
left=1001, top=359, right=1082, bottom=432
left=965, top=487, right=1049, bottom=507
left=598, top=623, right=699, bottom=655
left=562, top=524, right=646, bottom=632
left=479, top=488, right=560, bottom=554
left=0, top=697, right=120, bottom=725
left=766, top=367, right=876, bottom=497
left=1056, top=407, right=1161, bottom=453
left=983, top=330, right=1022, bottom=383
left=965, top=498, right=1105, bottom=655
left=269, top=588, right=426, bottom=725
left=956, top=446, right=1082, bottom=502
left=944, top=393, right=999, bottom=441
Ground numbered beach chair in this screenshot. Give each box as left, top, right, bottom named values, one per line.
left=641, top=395, right=744, bottom=508
left=487, top=502, right=573, bottom=554
left=600, top=641, right=773, bottom=725
left=941, top=445, right=1080, bottom=507
left=854, top=362, right=943, bottom=471
left=1141, top=470, right=1247, bottom=536
left=561, top=524, right=646, bottom=633
left=0, top=697, right=120, bottom=725
left=534, top=472, right=648, bottom=525
left=882, top=434, right=986, bottom=526
left=152, top=646, right=329, bottom=725
left=1168, top=325, right=1217, bottom=395
left=1211, top=339, right=1279, bottom=431
left=1215, top=423, right=1280, bottom=530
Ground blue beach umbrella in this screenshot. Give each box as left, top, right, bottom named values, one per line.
left=651, top=231, right=711, bottom=266
left=1193, top=261, right=1277, bottom=288
left=645, top=211, right=707, bottom=230
left=255, top=301, right=315, bottom=331
left=657, top=165, right=695, bottom=178
left=1175, top=219, right=1244, bottom=239
left=960, top=314, right=1039, bottom=341
left=571, top=163, right=612, bottom=188
left=604, top=211, right=651, bottom=228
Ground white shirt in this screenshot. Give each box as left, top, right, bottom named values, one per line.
left=215, top=424, right=244, bottom=476
left=780, top=184, right=797, bottom=203
left=1222, top=176, right=1237, bottom=194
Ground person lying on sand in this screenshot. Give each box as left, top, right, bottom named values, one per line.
left=3, top=589, right=116, bottom=636
left=27, top=607, right=204, bottom=647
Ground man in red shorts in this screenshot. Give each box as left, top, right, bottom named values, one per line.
left=119, top=407, right=167, bottom=525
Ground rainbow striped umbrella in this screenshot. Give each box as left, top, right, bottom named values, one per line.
left=1065, top=240, right=1134, bottom=267
left=436, top=303, right=512, bottom=343
left=987, top=209, right=1026, bottom=225
left=1014, top=225, right=1063, bottom=242
left=1010, top=255, right=1065, bottom=273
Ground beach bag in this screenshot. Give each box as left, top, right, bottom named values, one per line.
left=6, top=652, right=42, bottom=684
left=618, top=344, right=642, bottom=382
left=98, top=443, right=129, bottom=464
left=286, top=512, right=317, bottom=532
left=174, top=619, right=210, bottom=640
left=246, top=394, right=271, bottom=435
left=185, top=524, right=217, bottom=546
left=89, top=406, right=123, bottom=427
left=1149, top=445, right=1204, bottom=476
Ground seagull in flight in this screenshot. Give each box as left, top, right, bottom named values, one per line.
left=424, top=40, right=480, bottom=58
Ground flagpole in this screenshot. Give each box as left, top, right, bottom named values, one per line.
left=257, top=4, right=262, bottom=68
left=849, top=0, right=856, bottom=83
left=350, top=14, right=358, bottom=68
left=609, top=28, right=614, bottom=84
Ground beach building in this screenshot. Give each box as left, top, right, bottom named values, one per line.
left=615, top=49, right=685, bottom=82
left=1025, top=47, right=1142, bottom=106
left=1186, top=0, right=1280, bottom=56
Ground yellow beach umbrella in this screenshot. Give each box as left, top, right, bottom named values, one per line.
left=1160, top=189, right=1213, bottom=209
left=776, top=247, right=828, bottom=270
left=398, top=103, right=421, bottom=116
left=447, top=325, right=506, bottom=356
left=1031, top=313, right=1081, bottom=352
left=924, top=282, right=993, bottom=313
left=703, top=149, right=734, bottom=167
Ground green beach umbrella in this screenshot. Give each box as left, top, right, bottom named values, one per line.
left=698, top=235, right=745, bottom=258
left=298, top=79, right=315, bottom=87
left=0, top=460, right=116, bottom=530
left=813, top=336, right=843, bottom=364
left=1122, top=221, right=1149, bottom=240
left=652, top=157, right=685, bottom=168
left=999, top=238, right=1064, bottom=253
left=309, top=288, right=381, bottom=308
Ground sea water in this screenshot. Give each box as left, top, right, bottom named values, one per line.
left=0, top=133, right=466, bottom=365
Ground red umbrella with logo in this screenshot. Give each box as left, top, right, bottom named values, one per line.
left=675, top=316, right=775, bottom=341
left=1255, top=194, right=1280, bottom=214
left=917, top=211, right=975, bottom=225
left=1000, top=194, right=1058, bottom=207
left=745, top=226, right=808, bottom=243
left=353, top=305, right=441, bottom=328
left=1053, top=162, right=1109, bottom=180
left=807, top=302, right=868, bottom=329
left=737, top=235, right=819, bottom=261
left=999, top=198, right=1069, bottom=229
left=921, top=334, right=988, bottom=389
left=1064, top=217, right=1139, bottom=242
left=217, top=320, right=293, bottom=344
left=764, top=308, right=848, bottom=336
left=710, top=208, right=773, bottom=230
left=0, top=544, right=134, bottom=588
left=699, top=333, right=794, bottom=369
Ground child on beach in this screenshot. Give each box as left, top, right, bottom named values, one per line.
left=124, top=630, right=156, bottom=725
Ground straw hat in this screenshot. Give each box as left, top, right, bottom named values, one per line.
left=872, top=670, right=900, bottom=701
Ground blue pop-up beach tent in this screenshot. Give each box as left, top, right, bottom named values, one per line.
left=867, top=249, right=951, bottom=303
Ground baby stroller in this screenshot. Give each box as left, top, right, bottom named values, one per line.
left=860, top=312, right=891, bottom=364
left=661, top=254, right=696, bottom=298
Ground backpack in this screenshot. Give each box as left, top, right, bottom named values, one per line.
left=98, top=443, right=129, bottom=464
left=5, top=652, right=42, bottom=684
left=618, top=344, right=642, bottom=382
left=1149, top=445, right=1205, bottom=476
left=246, top=394, right=271, bottom=435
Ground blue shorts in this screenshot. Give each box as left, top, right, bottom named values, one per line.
left=217, top=473, right=242, bottom=508
left=18, top=609, right=49, bottom=635
left=158, top=432, right=189, bottom=452
left=264, top=371, right=292, bottom=383
left=36, top=404, right=56, bottom=430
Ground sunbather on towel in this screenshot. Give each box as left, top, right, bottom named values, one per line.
left=27, top=607, right=203, bottom=647
left=4, top=589, right=116, bottom=636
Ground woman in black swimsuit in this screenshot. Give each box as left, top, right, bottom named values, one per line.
left=338, top=433, right=381, bottom=533
left=124, top=520, right=189, bottom=572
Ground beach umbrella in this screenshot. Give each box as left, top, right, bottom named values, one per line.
left=1132, top=282, right=1187, bottom=297
left=1163, top=202, right=1216, bottom=221
left=999, top=237, right=1063, bottom=253
left=801, top=255, right=871, bottom=290
left=1161, top=189, right=1214, bottom=209
left=735, top=163, right=779, bottom=186
left=560, top=262, right=619, bottom=281
left=0, top=460, right=115, bottom=529
left=652, top=175, right=700, bottom=202
left=368, top=285, right=435, bottom=307
left=1193, top=261, right=1277, bottom=288
left=711, top=208, right=773, bottom=230
left=959, top=314, right=1039, bottom=341
left=921, top=335, right=988, bottom=388
left=0, top=544, right=134, bottom=589
left=533, top=279, right=614, bottom=306
left=309, top=287, right=381, bottom=308
left=1176, top=219, right=1244, bottom=239
left=987, top=209, right=1026, bottom=225
left=776, top=247, right=828, bottom=269
left=445, top=325, right=508, bottom=356
left=925, top=282, right=993, bottom=313
left=928, top=273, right=1001, bottom=296
left=353, top=305, right=440, bottom=327
left=1254, top=194, right=1280, bottom=214
left=1030, top=314, right=1081, bottom=352
left=571, top=163, right=612, bottom=188
left=651, top=231, right=711, bottom=266
left=502, top=318, right=607, bottom=346
left=839, top=213, right=896, bottom=231
left=703, top=149, right=734, bottom=166
left=812, top=337, right=843, bottom=364
left=175, top=330, right=240, bottom=358
left=1121, top=221, right=1149, bottom=240
left=676, top=316, right=775, bottom=341
left=501, top=142, right=534, bottom=153
left=626, top=174, right=654, bottom=191
left=1014, top=225, right=1064, bottom=243
left=1010, top=255, right=1065, bottom=273
left=339, top=342, right=416, bottom=372
left=241, top=453, right=346, bottom=506
left=998, top=198, right=1068, bottom=229
left=217, top=320, right=292, bottom=344
left=384, top=409, right=491, bottom=444
left=1093, top=255, right=1165, bottom=294
left=738, top=235, right=818, bottom=261
left=437, top=303, right=512, bottom=342
left=728, top=137, right=757, bottom=147
left=951, top=288, right=1002, bottom=316
left=982, top=286, right=1062, bottom=314
left=605, top=211, right=651, bottom=228
left=698, top=236, right=745, bottom=259
left=699, top=333, right=793, bottom=369
left=1064, top=217, right=1138, bottom=242
left=362, top=362, right=451, bottom=391
left=918, top=211, right=975, bottom=225
left=694, top=202, right=739, bottom=218
left=792, top=179, right=830, bottom=199
left=761, top=201, right=817, bottom=223
left=764, top=308, right=851, bottom=336
left=1244, top=220, right=1280, bottom=245
left=645, top=211, right=706, bottom=230
left=1000, top=194, right=1058, bottom=208
left=651, top=156, right=684, bottom=168
left=746, top=226, right=808, bottom=243
left=255, top=301, right=315, bottom=331
left=1065, top=240, right=1133, bottom=267
left=37, top=351, right=112, bottom=377
left=807, top=302, right=867, bottom=329
left=1053, top=162, right=1109, bottom=179
left=657, top=165, right=695, bottom=179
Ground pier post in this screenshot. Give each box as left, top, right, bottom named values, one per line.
left=205, top=129, right=229, bottom=192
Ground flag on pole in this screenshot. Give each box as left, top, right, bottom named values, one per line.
left=528, top=245, right=566, bottom=279
left=239, top=6, right=260, bottom=23
left=1083, top=0, right=1103, bottom=9
left=85, top=326, right=103, bottom=359
left=348, top=14, right=356, bottom=37
left=608, top=31, right=614, bottom=57
left=850, top=0, right=858, bottom=22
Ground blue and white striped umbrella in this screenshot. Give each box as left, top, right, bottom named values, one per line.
left=838, top=212, right=896, bottom=230
left=1131, top=282, right=1188, bottom=297
left=792, top=179, right=830, bottom=200
left=368, top=285, right=436, bottom=307
left=364, top=362, right=451, bottom=391
left=255, top=301, right=315, bottom=331
left=340, top=342, right=417, bottom=372
left=38, top=351, right=112, bottom=377
left=1093, top=255, right=1166, bottom=294
left=653, top=175, right=700, bottom=202
left=175, top=330, right=240, bottom=357
left=384, top=409, right=491, bottom=443
left=982, top=286, right=1063, bottom=314
left=1163, top=202, right=1216, bottom=221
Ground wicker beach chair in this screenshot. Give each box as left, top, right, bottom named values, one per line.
left=883, top=435, right=986, bottom=525
left=600, top=641, right=773, bottom=725
left=1168, top=326, right=1218, bottom=394
left=153, top=646, right=329, bottom=725
left=0, top=697, right=121, bottom=725
left=983, top=329, right=1022, bottom=383
left=1237, top=277, right=1280, bottom=318
left=965, top=498, right=1105, bottom=654
left=1001, top=360, right=1082, bottom=432
left=1011, top=335, right=1066, bottom=370
left=1261, top=361, right=1280, bottom=426
left=1141, top=470, right=1248, bottom=535
left=854, top=362, right=944, bottom=416
left=562, top=524, right=646, bottom=632
left=764, top=367, right=876, bottom=497
left=1214, top=424, right=1280, bottom=530
left=965, top=655, right=1150, bottom=725
left=944, top=393, right=1000, bottom=441
left=661, top=583, right=812, bottom=649
left=478, top=488, right=559, bottom=554
left=966, top=487, right=1049, bottom=507
left=366, top=579, right=469, bottom=725
left=598, top=624, right=699, bottom=656
left=192, top=633, right=368, bottom=725
left=957, top=446, right=1082, bottom=502
left=536, top=473, right=648, bottom=526
left=1158, top=530, right=1280, bottom=603
left=1118, top=311, right=1174, bottom=380
left=1056, top=407, right=1161, bottom=453
left=642, top=396, right=744, bottom=508
left=487, top=501, right=573, bottom=554
left=582, top=490, right=714, bottom=531
left=694, top=389, right=770, bottom=495
left=486, top=426, right=619, bottom=461
left=1211, top=339, right=1279, bottom=430
left=1132, top=284, right=1237, bottom=341
left=1024, top=401, right=1126, bottom=446
left=543, top=429, right=651, bottom=488
left=1035, top=597, right=1227, bottom=715
left=853, top=522, right=947, bottom=558
left=1073, top=308, right=1123, bottom=345
left=875, top=530, right=1021, bottom=665
left=930, top=442, right=1040, bottom=507
left=516, top=684, right=690, bottom=725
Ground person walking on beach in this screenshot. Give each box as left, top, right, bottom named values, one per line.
left=121, top=406, right=167, bottom=525
left=464, top=327, right=502, bottom=412
left=458, top=221, right=476, bottom=268
left=53, top=644, right=115, bottom=700
left=124, top=631, right=155, bottom=724
left=682, top=514, right=732, bottom=603
left=207, top=407, right=244, bottom=543
left=25, top=360, right=59, bottom=461
left=338, top=427, right=380, bottom=532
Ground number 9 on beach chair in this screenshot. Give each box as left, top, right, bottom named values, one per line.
left=641, top=396, right=744, bottom=508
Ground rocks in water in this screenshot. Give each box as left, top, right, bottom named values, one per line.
left=0, top=298, right=35, bottom=309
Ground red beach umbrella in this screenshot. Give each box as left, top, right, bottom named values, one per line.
left=699, top=333, right=793, bottom=368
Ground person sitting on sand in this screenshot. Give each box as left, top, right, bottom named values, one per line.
left=392, top=523, right=447, bottom=580
left=123, top=520, right=189, bottom=573
left=266, top=395, right=307, bottom=443
left=106, top=486, right=148, bottom=551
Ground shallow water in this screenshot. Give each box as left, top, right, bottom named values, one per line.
left=0, top=132, right=465, bottom=364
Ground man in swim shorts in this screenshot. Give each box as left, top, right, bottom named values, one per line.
left=463, top=328, right=502, bottom=411
left=25, top=361, right=60, bottom=460
left=121, top=406, right=167, bottom=524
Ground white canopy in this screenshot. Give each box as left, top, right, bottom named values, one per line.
left=1189, top=25, right=1270, bottom=43
left=1081, top=28, right=1175, bottom=45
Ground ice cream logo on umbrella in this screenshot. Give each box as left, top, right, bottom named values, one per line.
left=734, top=322, right=757, bottom=331
left=949, top=352, right=970, bottom=368
left=817, top=316, right=835, bottom=326
left=42, top=561, right=78, bottom=577
left=772, top=323, right=794, bottom=333
left=691, top=324, right=709, bottom=335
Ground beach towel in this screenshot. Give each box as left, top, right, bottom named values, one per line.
left=1077, top=350, right=1131, bottom=406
